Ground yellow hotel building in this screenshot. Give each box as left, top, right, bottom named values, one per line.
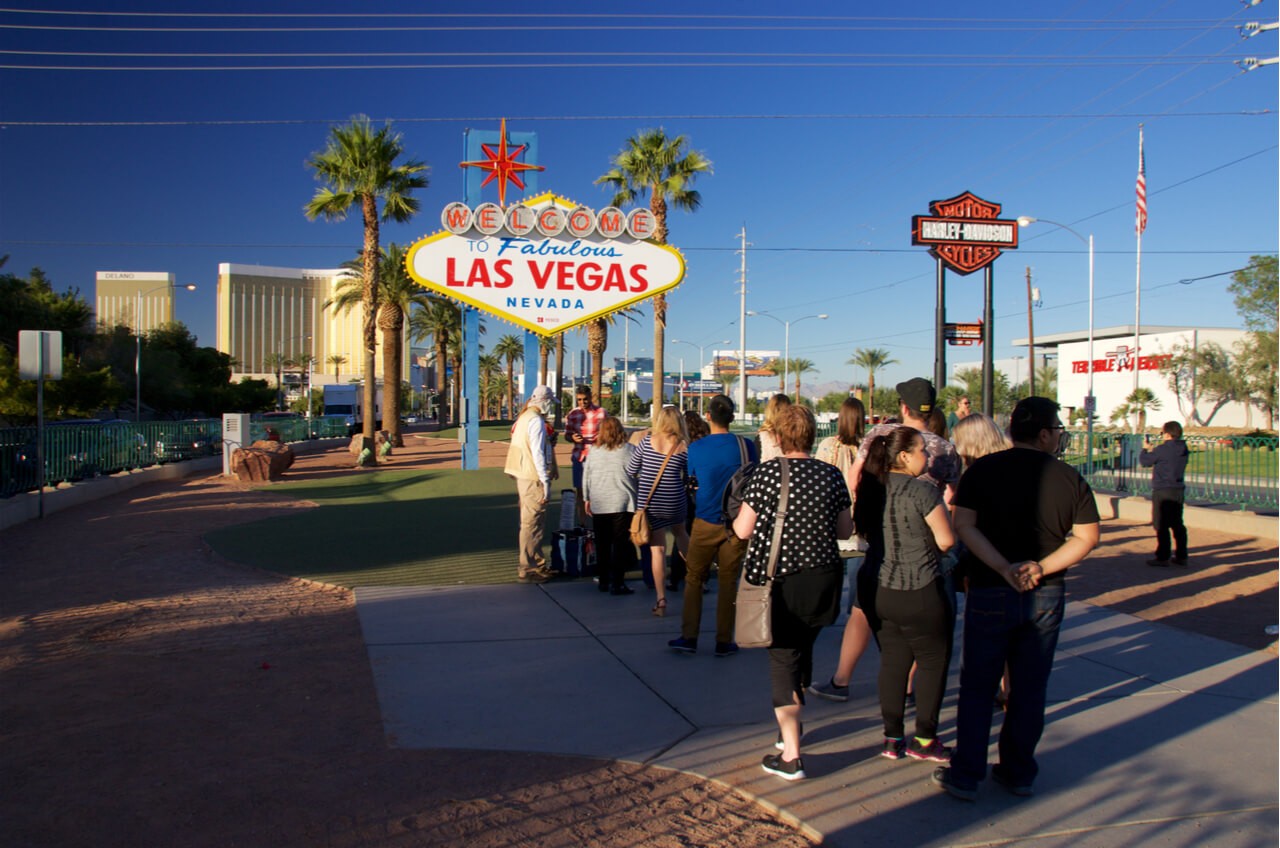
left=95, top=271, right=178, bottom=334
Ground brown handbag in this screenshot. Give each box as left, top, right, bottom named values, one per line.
left=630, top=443, right=675, bottom=546
left=734, top=458, right=790, bottom=649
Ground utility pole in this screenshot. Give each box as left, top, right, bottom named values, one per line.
left=736, top=227, right=749, bottom=416
left=1026, top=265, right=1036, bottom=396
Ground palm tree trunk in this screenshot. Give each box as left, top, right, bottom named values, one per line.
left=505, top=358, right=515, bottom=420
left=539, top=345, right=550, bottom=385
left=554, top=335, right=565, bottom=429
left=868, top=373, right=876, bottom=422
left=650, top=192, right=669, bottom=423
left=360, top=195, right=381, bottom=463
left=434, top=339, right=449, bottom=424
left=380, top=308, right=404, bottom=447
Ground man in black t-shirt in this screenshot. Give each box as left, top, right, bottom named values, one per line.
left=933, top=397, right=1100, bottom=801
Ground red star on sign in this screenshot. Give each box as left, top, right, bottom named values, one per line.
left=459, top=118, right=544, bottom=208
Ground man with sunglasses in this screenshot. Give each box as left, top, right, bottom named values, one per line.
left=933, top=396, right=1099, bottom=801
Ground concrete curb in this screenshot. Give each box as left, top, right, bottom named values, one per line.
left=0, top=437, right=347, bottom=533
left=1093, top=491, right=1277, bottom=539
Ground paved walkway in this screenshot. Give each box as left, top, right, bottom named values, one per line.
left=355, top=570, right=1278, bottom=847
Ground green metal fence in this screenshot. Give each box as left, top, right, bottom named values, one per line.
left=1066, top=431, right=1278, bottom=512
left=0, top=416, right=347, bottom=498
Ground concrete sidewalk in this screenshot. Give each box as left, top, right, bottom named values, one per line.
left=354, top=574, right=1278, bottom=847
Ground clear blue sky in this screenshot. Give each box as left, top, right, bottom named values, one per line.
left=2, top=2, right=1275, bottom=393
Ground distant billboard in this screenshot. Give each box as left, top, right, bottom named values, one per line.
left=712, top=350, right=782, bottom=378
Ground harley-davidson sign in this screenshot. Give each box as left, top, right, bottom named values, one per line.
left=911, top=191, right=1019, bottom=275
left=406, top=191, right=685, bottom=336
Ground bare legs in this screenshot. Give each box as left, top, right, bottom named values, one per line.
left=775, top=693, right=803, bottom=760
left=831, top=606, right=874, bottom=686
left=648, top=524, right=690, bottom=614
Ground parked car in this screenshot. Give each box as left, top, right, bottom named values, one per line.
left=154, top=421, right=220, bottom=463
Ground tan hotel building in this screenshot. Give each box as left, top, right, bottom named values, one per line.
left=215, top=263, right=407, bottom=386
left=95, top=271, right=178, bottom=334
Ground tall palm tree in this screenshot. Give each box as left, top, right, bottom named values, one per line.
left=305, top=115, right=428, bottom=457
left=790, top=358, right=817, bottom=403
left=331, top=243, right=431, bottom=446
left=326, top=353, right=348, bottom=382
left=720, top=371, right=739, bottom=397
left=478, top=353, right=502, bottom=419
left=554, top=334, right=566, bottom=428
left=583, top=308, right=642, bottom=403
left=596, top=129, right=712, bottom=422
left=1123, top=387, right=1161, bottom=432
left=538, top=335, right=554, bottom=385
left=848, top=348, right=898, bottom=423
left=493, top=333, right=525, bottom=419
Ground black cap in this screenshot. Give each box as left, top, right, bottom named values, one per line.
left=895, top=377, right=936, bottom=415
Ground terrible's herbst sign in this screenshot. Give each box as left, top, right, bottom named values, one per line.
left=911, top=191, right=1019, bottom=275
left=406, top=192, right=685, bottom=336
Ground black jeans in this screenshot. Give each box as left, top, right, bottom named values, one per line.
left=1151, top=488, right=1187, bottom=562
left=873, top=578, right=953, bottom=739
left=766, top=564, right=842, bottom=708
left=591, top=512, right=634, bottom=590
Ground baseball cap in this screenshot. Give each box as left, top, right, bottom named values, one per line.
left=895, top=377, right=936, bottom=414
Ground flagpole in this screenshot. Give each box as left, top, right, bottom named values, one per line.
left=1133, top=125, right=1145, bottom=406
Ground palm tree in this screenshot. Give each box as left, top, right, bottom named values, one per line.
left=263, top=353, right=287, bottom=409
left=553, top=334, right=566, bottom=428
left=326, top=353, right=348, bottom=382
left=1036, top=364, right=1058, bottom=398
left=767, top=358, right=787, bottom=394
left=478, top=353, right=502, bottom=419
left=305, top=115, right=428, bottom=456
left=848, top=348, right=898, bottom=422
left=583, top=308, right=641, bottom=403
left=1124, top=387, right=1161, bottom=432
left=720, top=371, right=739, bottom=397
left=790, top=358, right=817, bottom=403
left=538, top=335, right=554, bottom=385
left=493, top=333, right=525, bottom=419
left=596, top=129, right=712, bottom=421
left=331, top=243, right=431, bottom=446
left=410, top=297, right=460, bottom=425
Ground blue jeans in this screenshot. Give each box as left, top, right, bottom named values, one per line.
left=950, top=581, right=1065, bottom=788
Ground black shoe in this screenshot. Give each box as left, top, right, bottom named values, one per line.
left=881, top=737, right=906, bottom=760
left=610, top=584, right=635, bottom=596
left=668, top=637, right=697, bottom=654
left=761, top=753, right=806, bottom=781
left=932, top=766, right=978, bottom=801
left=991, top=764, right=1035, bottom=797
left=1146, top=558, right=1171, bottom=567
left=714, top=641, right=739, bottom=658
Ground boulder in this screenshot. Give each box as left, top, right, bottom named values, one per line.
left=231, top=440, right=295, bottom=482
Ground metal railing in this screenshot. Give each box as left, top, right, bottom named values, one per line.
left=0, top=416, right=349, bottom=498
left=1065, top=431, right=1278, bottom=512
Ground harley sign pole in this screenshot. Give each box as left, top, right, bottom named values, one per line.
left=911, top=191, right=1019, bottom=416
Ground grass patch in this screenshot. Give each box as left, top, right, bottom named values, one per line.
left=205, top=466, right=573, bottom=587
left=420, top=423, right=516, bottom=442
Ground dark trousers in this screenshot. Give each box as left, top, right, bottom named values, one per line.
left=681, top=518, right=748, bottom=643
left=766, top=565, right=842, bottom=708
left=951, top=582, right=1065, bottom=788
left=873, top=579, right=953, bottom=739
left=1152, top=488, right=1187, bottom=562
left=591, top=512, right=634, bottom=591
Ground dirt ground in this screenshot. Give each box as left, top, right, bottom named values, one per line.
left=1, top=432, right=1275, bottom=847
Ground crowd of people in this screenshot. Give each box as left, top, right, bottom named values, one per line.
left=505, top=378, right=1103, bottom=798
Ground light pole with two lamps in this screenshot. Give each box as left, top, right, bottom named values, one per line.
left=1016, top=216, right=1095, bottom=475
left=135, top=283, right=197, bottom=424
left=671, top=338, right=731, bottom=416
left=746, top=311, right=828, bottom=402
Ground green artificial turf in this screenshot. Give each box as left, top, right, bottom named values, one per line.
left=205, top=466, right=575, bottom=587
left=419, top=423, right=516, bottom=442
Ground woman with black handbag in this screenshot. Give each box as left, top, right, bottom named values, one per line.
left=732, top=405, right=852, bottom=781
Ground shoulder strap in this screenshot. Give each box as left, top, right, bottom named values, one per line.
left=764, top=458, right=790, bottom=581
left=736, top=434, right=749, bottom=465
left=642, top=442, right=676, bottom=508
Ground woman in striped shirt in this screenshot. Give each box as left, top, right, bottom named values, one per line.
left=626, top=406, right=690, bottom=616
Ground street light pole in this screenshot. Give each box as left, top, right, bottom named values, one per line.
left=136, top=282, right=196, bottom=424
left=747, top=311, right=828, bottom=402
left=671, top=338, right=731, bottom=416
left=1017, top=216, right=1095, bottom=476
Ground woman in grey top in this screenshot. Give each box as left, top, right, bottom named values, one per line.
left=583, top=416, right=638, bottom=595
left=863, top=427, right=955, bottom=763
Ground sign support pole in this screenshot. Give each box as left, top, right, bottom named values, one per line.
left=982, top=265, right=995, bottom=417
left=934, top=257, right=947, bottom=393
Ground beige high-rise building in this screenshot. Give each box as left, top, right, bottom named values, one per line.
left=95, top=271, right=177, bottom=333
left=215, top=263, right=406, bottom=387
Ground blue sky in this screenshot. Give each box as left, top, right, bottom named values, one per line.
left=1, top=2, right=1276, bottom=392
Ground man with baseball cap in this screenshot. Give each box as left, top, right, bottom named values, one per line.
left=504, top=386, right=558, bottom=583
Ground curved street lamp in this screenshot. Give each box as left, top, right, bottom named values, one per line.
left=746, top=311, right=828, bottom=402
left=672, top=337, right=731, bottom=415
left=1016, top=216, right=1095, bottom=475
left=135, top=283, right=196, bottom=424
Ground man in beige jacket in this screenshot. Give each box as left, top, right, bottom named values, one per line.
left=505, top=385, right=558, bottom=583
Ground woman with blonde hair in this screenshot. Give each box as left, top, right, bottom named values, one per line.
left=756, top=393, right=792, bottom=461
left=951, top=413, right=1011, bottom=469
left=626, top=405, right=691, bottom=616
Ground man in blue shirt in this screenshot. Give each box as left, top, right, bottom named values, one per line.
left=669, top=395, right=757, bottom=657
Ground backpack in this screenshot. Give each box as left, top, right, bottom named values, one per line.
left=721, top=435, right=758, bottom=536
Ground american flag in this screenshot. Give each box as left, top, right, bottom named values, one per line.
left=1135, top=129, right=1147, bottom=235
